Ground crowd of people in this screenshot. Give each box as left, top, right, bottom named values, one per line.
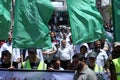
left=0, top=25, right=120, bottom=80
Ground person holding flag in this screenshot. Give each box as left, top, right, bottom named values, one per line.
left=21, top=48, right=47, bottom=70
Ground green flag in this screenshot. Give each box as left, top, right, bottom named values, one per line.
left=13, top=0, right=54, bottom=49
left=66, top=0, right=106, bottom=45
left=0, top=0, right=11, bottom=40
left=112, top=0, right=120, bottom=42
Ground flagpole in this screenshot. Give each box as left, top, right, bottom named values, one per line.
left=10, top=0, right=14, bottom=68
left=111, top=0, right=115, bottom=42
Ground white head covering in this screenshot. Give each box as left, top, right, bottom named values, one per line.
left=114, top=42, right=120, bottom=47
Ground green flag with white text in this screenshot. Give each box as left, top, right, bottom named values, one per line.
left=0, top=0, right=11, bottom=40
left=13, top=0, right=54, bottom=49
left=67, top=0, right=106, bottom=45
left=112, top=0, right=120, bottom=42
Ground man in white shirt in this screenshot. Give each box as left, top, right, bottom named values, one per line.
left=88, top=40, right=108, bottom=67
left=56, top=39, right=73, bottom=69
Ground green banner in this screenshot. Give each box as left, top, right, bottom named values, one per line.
left=13, top=0, right=54, bottom=49
left=67, top=0, right=106, bottom=45
left=112, top=0, right=120, bottom=42
left=0, top=0, right=11, bottom=40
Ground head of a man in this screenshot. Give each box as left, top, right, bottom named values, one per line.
left=1, top=50, right=11, bottom=64
left=87, top=51, right=97, bottom=67
left=53, top=57, right=61, bottom=69
left=80, top=45, right=87, bottom=55
left=94, top=40, right=101, bottom=52
left=61, top=40, right=66, bottom=48
left=8, top=35, right=12, bottom=44
left=72, top=54, right=86, bottom=71
left=113, top=42, right=120, bottom=58
left=28, top=48, right=37, bottom=63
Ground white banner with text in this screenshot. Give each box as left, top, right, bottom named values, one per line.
left=0, top=69, right=110, bottom=80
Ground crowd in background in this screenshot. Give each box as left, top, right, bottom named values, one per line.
left=0, top=23, right=119, bottom=80
left=0, top=0, right=120, bottom=80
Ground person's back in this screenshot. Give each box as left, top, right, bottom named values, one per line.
left=72, top=54, right=97, bottom=80
left=74, top=65, right=97, bottom=80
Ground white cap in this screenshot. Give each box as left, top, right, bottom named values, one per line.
left=114, top=42, right=120, bottom=47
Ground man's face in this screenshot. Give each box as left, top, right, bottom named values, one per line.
left=80, top=47, right=87, bottom=55
left=54, top=60, right=61, bottom=69
left=3, top=54, right=11, bottom=62
left=88, top=57, right=96, bottom=67
left=50, top=32, right=55, bottom=38
left=114, top=46, right=120, bottom=57
left=61, top=40, right=66, bottom=48
left=8, top=36, right=12, bottom=43
left=72, top=58, right=79, bottom=70
left=114, top=46, right=120, bottom=52
left=94, top=41, right=101, bottom=52
left=28, top=51, right=37, bottom=61
left=72, top=58, right=83, bottom=70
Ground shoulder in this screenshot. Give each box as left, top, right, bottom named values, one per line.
left=88, top=67, right=96, bottom=74
left=87, top=68, right=97, bottom=79
left=1, top=43, right=7, bottom=48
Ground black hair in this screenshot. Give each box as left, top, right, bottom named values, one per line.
left=1, top=50, right=11, bottom=62
left=28, top=48, right=36, bottom=53
left=2, top=50, right=11, bottom=56
left=72, top=54, right=85, bottom=61
left=80, top=45, right=87, bottom=51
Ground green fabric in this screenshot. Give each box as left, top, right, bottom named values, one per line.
left=66, top=0, right=106, bottom=45
left=13, top=0, right=54, bottom=49
left=0, top=0, right=11, bottom=40
left=112, top=0, right=120, bottom=42
left=22, top=60, right=31, bottom=69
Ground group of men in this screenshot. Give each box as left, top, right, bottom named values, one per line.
left=0, top=27, right=120, bottom=80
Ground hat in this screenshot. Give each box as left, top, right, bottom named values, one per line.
left=114, top=42, right=120, bottom=47
left=88, top=52, right=97, bottom=58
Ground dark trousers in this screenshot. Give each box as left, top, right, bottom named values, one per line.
left=60, top=60, right=70, bottom=69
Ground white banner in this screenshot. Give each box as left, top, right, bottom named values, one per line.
left=0, top=69, right=74, bottom=80
left=0, top=69, right=110, bottom=80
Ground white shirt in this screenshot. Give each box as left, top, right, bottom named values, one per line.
left=12, top=48, right=21, bottom=62
left=89, top=49, right=108, bottom=67
left=96, top=49, right=108, bottom=67
left=1, top=42, right=12, bottom=53
left=101, top=0, right=110, bottom=6
left=57, top=46, right=73, bottom=61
